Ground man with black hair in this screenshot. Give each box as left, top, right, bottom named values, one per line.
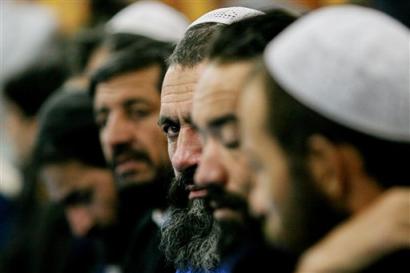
left=0, top=90, right=115, bottom=273
left=33, top=90, right=117, bottom=273
left=90, top=40, right=175, bottom=273
left=190, top=10, right=297, bottom=273
left=239, top=6, right=410, bottom=273
left=34, top=90, right=117, bottom=237
left=159, top=7, right=295, bottom=273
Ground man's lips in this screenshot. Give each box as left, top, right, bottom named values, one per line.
left=115, top=159, right=147, bottom=175
left=186, top=185, right=208, bottom=200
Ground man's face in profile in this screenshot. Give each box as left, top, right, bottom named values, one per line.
left=191, top=61, right=255, bottom=224
left=160, top=64, right=220, bottom=271
left=94, top=67, right=170, bottom=188
left=240, top=72, right=345, bottom=252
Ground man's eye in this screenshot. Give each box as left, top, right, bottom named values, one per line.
left=219, top=124, right=240, bottom=149
left=95, top=115, right=107, bottom=130
left=224, top=140, right=240, bottom=149
left=129, top=107, right=151, bottom=119
left=162, top=124, right=180, bottom=138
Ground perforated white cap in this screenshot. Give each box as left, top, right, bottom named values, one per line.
left=106, top=0, right=189, bottom=43
left=187, top=7, right=264, bottom=30
left=265, top=5, right=410, bottom=142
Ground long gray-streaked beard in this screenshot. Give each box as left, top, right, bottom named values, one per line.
left=160, top=199, right=221, bottom=272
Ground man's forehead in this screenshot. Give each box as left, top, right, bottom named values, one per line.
left=193, top=63, right=249, bottom=126
left=240, top=75, right=267, bottom=134
left=192, top=91, right=238, bottom=125
left=101, top=67, right=161, bottom=87
left=161, top=64, right=205, bottom=103
left=95, top=69, right=160, bottom=98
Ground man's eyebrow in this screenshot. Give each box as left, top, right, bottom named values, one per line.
left=123, top=98, right=150, bottom=108
left=208, top=114, right=237, bottom=129
left=94, top=106, right=108, bottom=115
left=184, top=115, right=193, bottom=125
left=158, top=115, right=177, bottom=126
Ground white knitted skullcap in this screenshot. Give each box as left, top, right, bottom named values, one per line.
left=187, top=7, right=264, bottom=30
left=106, top=0, right=189, bottom=43
left=264, top=5, right=410, bottom=142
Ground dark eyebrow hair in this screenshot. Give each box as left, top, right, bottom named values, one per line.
left=158, top=115, right=177, bottom=126
left=184, top=115, right=193, bottom=125
left=123, top=98, right=151, bottom=108
left=94, top=106, right=108, bottom=116
left=158, top=113, right=192, bottom=127
left=208, top=114, right=237, bottom=129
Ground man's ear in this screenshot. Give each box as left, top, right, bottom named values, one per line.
left=306, top=135, right=382, bottom=213
left=306, top=134, right=346, bottom=208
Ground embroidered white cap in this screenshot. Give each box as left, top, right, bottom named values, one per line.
left=264, top=5, right=410, bottom=142
left=106, top=0, right=189, bottom=43
left=187, top=6, right=264, bottom=30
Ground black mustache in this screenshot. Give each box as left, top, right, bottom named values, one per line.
left=168, top=166, right=197, bottom=208
left=112, top=144, right=151, bottom=168
left=205, top=184, right=248, bottom=212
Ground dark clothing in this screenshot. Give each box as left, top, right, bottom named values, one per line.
left=98, top=183, right=167, bottom=267
left=123, top=210, right=174, bottom=273
left=0, top=195, right=14, bottom=251
left=232, top=245, right=296, bottom=273
left=31, top=205, right=100, bottom=273
left=361, top=249, right=410, bottom=273
left=0, top=183, right=170, bottom=273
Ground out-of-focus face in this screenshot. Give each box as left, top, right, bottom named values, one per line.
left=94, top=67, right=170, bottom=187
left=159, top=64, right=204, bottom=190
left=40, top=161, right=117, bottom=237
left=3, top=101, right=37, bottom=167
left=192, top=61, right=253, bottom=223
left=240, top=73, right=345, bottom=252
left=239, top=73, right=291, bottom=245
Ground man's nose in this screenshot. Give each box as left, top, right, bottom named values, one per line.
left=194, top=140, right=227, bottom=187
left=101, top=112, right=134, bottom=149
left=66, top=206, right=95, bottom=237
left=171, top=126, right=202, bottom=172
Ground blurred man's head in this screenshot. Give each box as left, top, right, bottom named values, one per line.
left=90, top=41, right=174, bottom=190
left=192, top=9, right=296, bottom=225
left=34, top=90, right=117, bottom=237
left=3, top=58, right=67, bottom=167
left=240, top=6, right=410, bottom=253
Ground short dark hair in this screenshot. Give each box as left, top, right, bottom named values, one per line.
left=89, top=40, right=174, bottom=97
left=3, top=58, right=67, bottom=118
left=67, top=25, right=105, bottom=75
left=167, top=22, right=224, bottom=67
left=105, top=32, right=170, bottom=52
left=208, top=10, right=296, bottom=62
left=261, top=67, right=410, bottom=188
left=33, top=89, right=106, bottom=169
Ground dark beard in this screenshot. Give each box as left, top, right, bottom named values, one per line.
left=161, top=199, right=221, bottom=272
left=279, top=153, right=348, bottom=254
left=160, top=168, right=258, bottom=271
left=161, top=166, right=221, bottom=271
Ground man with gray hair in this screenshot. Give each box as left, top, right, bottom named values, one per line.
left=159, top=7, right=296, bottom=273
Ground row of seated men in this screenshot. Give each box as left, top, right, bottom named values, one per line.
left=0, top=1, right=408, bottom=273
